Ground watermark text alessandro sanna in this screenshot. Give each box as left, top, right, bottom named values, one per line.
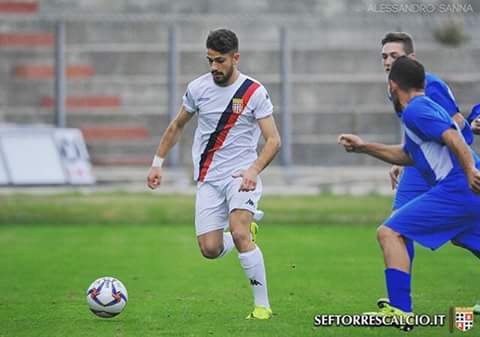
left=313, top=314, right=447, bottom=328
left=367, top=3, right=474, bottom=14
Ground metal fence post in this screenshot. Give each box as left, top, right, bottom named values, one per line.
left=54, top=20, right=66, bottom=128
left=280, top=27, right=292, bottom=167
left=167, top=25, right=180, bottom=167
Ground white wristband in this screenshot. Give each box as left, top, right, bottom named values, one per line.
left=152, top=155, right=164, bottom=168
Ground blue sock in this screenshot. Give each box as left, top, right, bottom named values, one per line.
left=405, top=238, right=415, bottom=269
left=385, top=268, right=412, bottom=313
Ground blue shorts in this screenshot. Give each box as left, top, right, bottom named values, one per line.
left=393, top=166, right=431, bottom=210
left=386, top=171, right=480, bottom=251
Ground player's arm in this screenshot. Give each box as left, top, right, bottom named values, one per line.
left=234, top=115, right=281, bottom=191
left=452, top=113, right=466, bottom=129
left=338, top=134, right=413, bottom=166
left=253, top=115, right=282, bottom=172
left=389, top=165, right=403, bottom=190
left=147, top=106, right=194, bottom=190
left=442, top=128, right=480, bottom=193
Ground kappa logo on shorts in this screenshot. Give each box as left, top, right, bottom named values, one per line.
left=246, top=199, right=255, bottom=206
left=250, top=279, right=263, bottom=286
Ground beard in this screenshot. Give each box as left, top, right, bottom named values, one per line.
left=389, top=89, right=403, bottom=115
left=211, top=65, right=234, bottom=86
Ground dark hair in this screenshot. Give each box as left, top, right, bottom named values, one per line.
left=381, top=32, right=415, bottom=54
left=388, top=56, right=425, bottom=91
left=206, top=29, right=238, bottom=54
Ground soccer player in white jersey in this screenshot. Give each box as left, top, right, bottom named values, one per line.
left=147, top=29, right=281, bottom=320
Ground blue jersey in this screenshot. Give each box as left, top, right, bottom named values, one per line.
left=467, top=103, right=480, bottom=124
left=425, top=73, right=473, bottom=143
left=393, top=72, right=473, bottom=209
left=393, top=73, right=459, bottom=116
left=425, top=73, right=458, bottom=115
left=402, top=95, right=478, bottom=186
left=386, top=95, right=480, bottom=251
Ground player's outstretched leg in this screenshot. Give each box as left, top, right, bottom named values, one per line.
left=197, top=229, right=235, bottom=259
left=219, top=231, right=235, bottom=257
left=367, top=225, right=413, bottom=330
left=392, top=209, right=415, bottom=271
left=377, top=225, right=412, bottom=312
left=405, top=238, right=415, bottom=271
left=230, top=209, right=272, bottom=319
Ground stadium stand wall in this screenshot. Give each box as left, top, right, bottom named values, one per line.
left=1, top=0, right=479, bottom=166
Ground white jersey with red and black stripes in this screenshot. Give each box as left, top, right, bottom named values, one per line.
left=182, top=72, right=273, bottom=182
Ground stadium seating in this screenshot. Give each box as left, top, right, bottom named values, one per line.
left=0, top=0, right=479, bottom=165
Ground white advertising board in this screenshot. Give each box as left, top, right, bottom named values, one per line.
left=1, top=129, right=67, bottom=185
left=54, top=128, right=95, bottom=185
left=0, top=126, right=95, bottom=185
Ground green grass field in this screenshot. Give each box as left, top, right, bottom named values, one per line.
left=0, top=193, right=478, bottom=337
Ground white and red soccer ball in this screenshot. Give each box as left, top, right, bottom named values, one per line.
left=86, top=277, right=128, bottom=318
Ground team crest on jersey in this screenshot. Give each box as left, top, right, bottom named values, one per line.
left=232, top=98, right=244, bottom=114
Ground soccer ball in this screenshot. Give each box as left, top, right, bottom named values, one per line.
left=86, top=277, right=128, bottom=318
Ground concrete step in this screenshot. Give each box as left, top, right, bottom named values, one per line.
left=289, top=112, right=400, bottom=137
left=85, top=138, right=193, bottom=166
left=67, top=113, right=176, bottom=139
left=3, top=102, right=479, bottom=132
left=6, top=73, right=479, bottom=108
left=84, top=134, right=397, bottom=167
left=3, top=47, right=478, bottom=76
left=2, top=14, right=479, bottom=48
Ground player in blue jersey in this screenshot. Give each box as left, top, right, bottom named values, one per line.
left=468, top=103, right=480, bottom=315
left=339, top=56, right=480, bottom=330
left=381, top=32, right=480, bottom=313
left=381, top=32, right=473, bottom=210
left=381, top=32, right=474, bottom=267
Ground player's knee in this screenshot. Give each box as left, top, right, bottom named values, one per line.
left=376, top=225, right=387, bottom=243
left=199, top=243, right=222, bottom=259
left=231, top=229, right=250, bottom=248
left=377, top=225, right=396, bottom=245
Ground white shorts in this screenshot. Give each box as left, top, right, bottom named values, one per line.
left=195, top=176, right=263, bottom=236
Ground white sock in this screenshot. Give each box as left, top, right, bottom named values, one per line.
left=218, top=232, right=234, bottom=258
left=238, top=246, right=270, bottom=308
